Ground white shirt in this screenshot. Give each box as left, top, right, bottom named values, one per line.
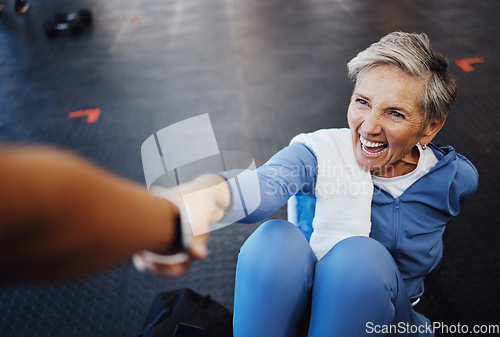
left=372, top=144, right=438, bottom=198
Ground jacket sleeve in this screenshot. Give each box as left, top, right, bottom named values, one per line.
left=221, top=142, right=317, bottom=224
left=454, top=153, right=479, bottom=207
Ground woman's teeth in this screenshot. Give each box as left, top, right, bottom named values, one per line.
left=360, top=135, right=385, bottom=147
left=360, top=135, right=388, bottom=156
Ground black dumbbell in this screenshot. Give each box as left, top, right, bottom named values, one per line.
left=43, top=9, right=92, bottom=37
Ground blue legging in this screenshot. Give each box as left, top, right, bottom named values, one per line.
left=233, top=219, right=433, bottom=337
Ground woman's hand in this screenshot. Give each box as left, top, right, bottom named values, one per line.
left=134, top=173, right=231, bottom=278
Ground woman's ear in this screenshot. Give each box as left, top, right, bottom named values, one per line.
left=420, top=116, right=446, bottom=146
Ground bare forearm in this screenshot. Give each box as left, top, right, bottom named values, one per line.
left=0, top=146, right=179, bottom=283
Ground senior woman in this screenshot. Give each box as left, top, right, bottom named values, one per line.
left=144, top=32, right=478, bottom=336
left=222, top=32, right=478, bottom=337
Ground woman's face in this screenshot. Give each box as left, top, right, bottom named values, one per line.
left=347, top=65, right=442, bottom=176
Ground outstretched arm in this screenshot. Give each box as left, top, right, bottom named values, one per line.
left=223, top=142, right=317, bottom=224
left=0, top=145, right=184, bottom=283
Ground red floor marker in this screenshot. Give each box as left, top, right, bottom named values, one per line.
left=68, top=108, right=101, bottom=124
left=127, top=16, right=141, bottom=24
left=455, top=57, right=485, bottom=72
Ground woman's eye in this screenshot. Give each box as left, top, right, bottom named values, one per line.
left=390, top=111, right=405, bottom=119
left=356, top=98, right=368, bottom=105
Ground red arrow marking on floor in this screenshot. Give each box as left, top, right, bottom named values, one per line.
left=455, top=57, right=485, bottom=72
left=130, top=16, right=141, bottom=24
left=68, top=108, right=101, bottom=124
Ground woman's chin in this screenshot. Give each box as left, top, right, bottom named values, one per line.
left=354, top=147, right=389, bottom=172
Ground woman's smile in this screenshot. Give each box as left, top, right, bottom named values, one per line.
left=359, top=134, right=388, bottom=156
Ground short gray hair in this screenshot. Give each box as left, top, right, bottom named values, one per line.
left=347, top=32, right=457, bottom=125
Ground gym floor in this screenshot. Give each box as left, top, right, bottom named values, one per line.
left=1, top=0, right=499, bottom=336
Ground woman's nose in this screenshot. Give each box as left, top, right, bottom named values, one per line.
left=361, top=111, right=382, bottom=135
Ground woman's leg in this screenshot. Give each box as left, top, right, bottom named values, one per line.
left=233, top=219, right=317, bottom=337
left=308, top=236, right=433, bottom=337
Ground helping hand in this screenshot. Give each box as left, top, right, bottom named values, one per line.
left=133, top=174, right=230, bottom=277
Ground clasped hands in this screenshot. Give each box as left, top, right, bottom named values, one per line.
left=133, top=174, right=231, bottom=278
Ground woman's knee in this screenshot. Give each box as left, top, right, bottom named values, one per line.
left=239, top=219, right=309, bottom=256
left=329, top=236, right=392, bottom=261
left=237, top=219, right=315, bottom=282
left=316, top=236, right=398, bottom=293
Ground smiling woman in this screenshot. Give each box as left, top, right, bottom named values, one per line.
left=209, top=32, right=480, bottom=337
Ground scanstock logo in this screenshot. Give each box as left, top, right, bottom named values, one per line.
left=141, top=113, right=261, bottom=234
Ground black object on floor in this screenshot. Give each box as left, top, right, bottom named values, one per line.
left=43, top=9, right=92, bottom=37
left=138, top=288, right=232, bottom=337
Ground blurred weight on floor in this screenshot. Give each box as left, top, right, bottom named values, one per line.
left=43, top=9, right=92, bottom=37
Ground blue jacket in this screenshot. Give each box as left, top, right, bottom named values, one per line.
left=231, top=141, right=478, bottom=299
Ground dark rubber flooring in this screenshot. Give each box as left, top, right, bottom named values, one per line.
left=1, top=0, right=499, bottom=336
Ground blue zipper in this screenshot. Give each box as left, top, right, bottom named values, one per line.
left=393, top=198, right=400, bottom=250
